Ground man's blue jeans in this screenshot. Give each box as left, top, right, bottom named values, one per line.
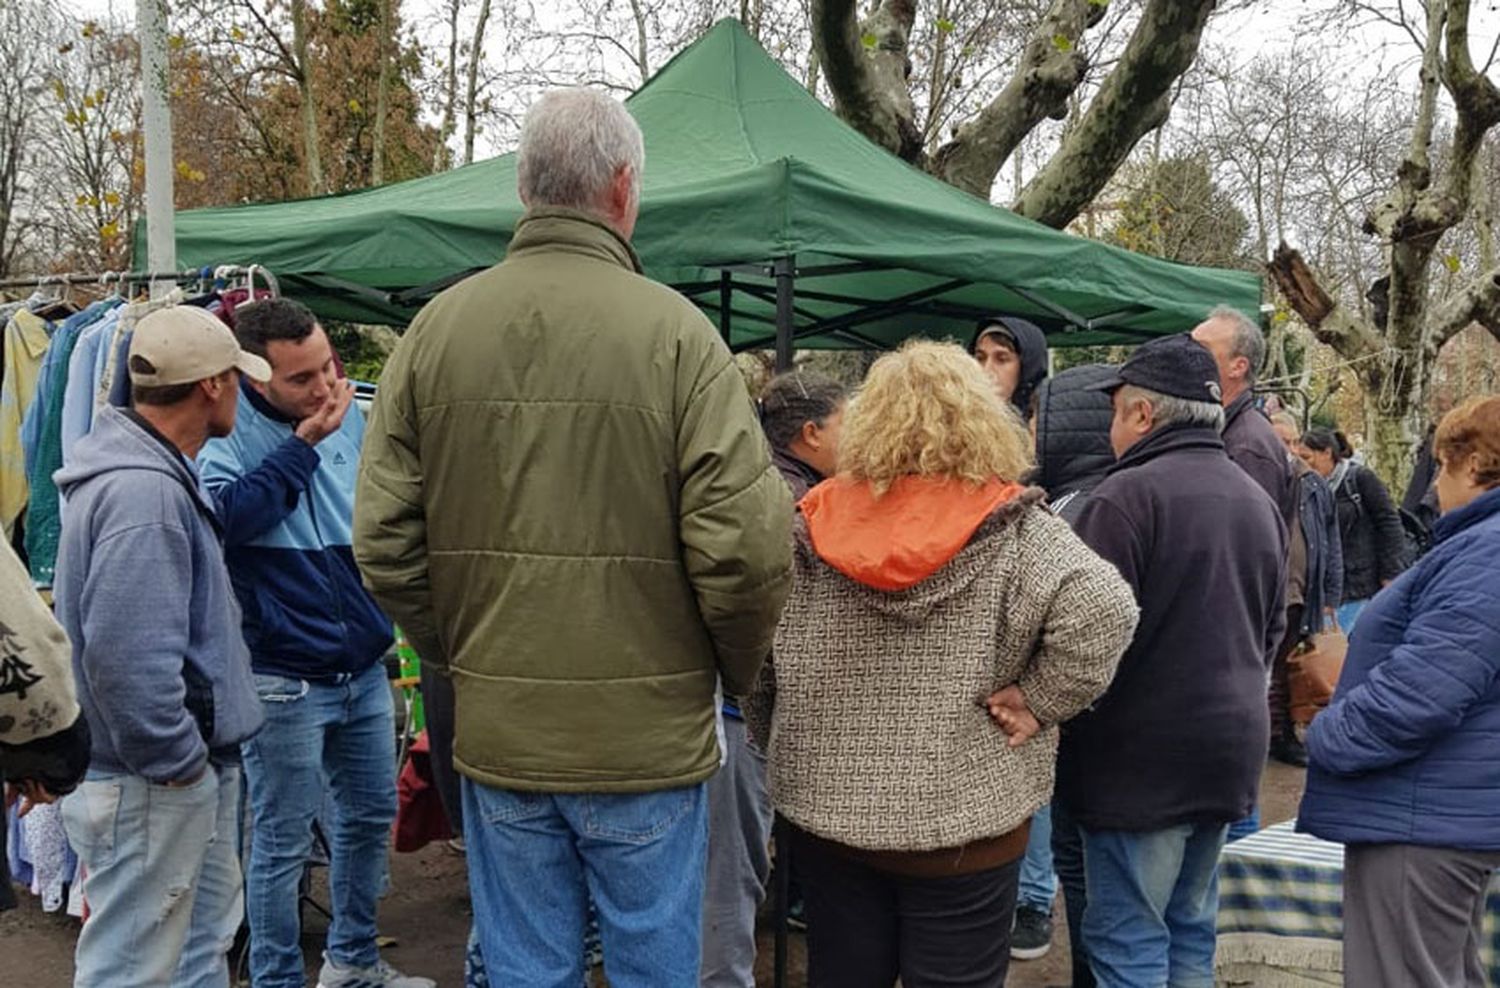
left=463, top=778, right=709, bottom=988
left=61, top=765, right=243, bottom=988
left=1081, top=822, right=1228, bottom=988
left=242, top=663, right=398, bottom=988
left=1227, top=806, right=1260, bottom=843
left=1018, top=802, right=1059, bottom=912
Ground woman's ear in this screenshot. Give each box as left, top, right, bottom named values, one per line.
left=801, top=419, right=822, bottom=450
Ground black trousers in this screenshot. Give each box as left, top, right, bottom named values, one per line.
left=418, top=663, right=463, bottom=835
left=1050, top=799, right=1096, bottom=988
left=793, top=826, right=1021, bottom=988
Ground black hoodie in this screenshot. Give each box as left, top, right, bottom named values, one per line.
left=970, top=316, right=1049, bottom=418
left=1032, top=364, right=1117, bottom=524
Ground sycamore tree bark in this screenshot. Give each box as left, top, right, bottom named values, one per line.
left=1268, top=0, right=1500, bottom=490
left=812, top=0, right=1217, bottom=226
left=371, top=0, right=394, bottom=185
left=463, top=0, right=492, bottom=165
left=291, top=0, right=325, bottom=194
left=434, top=0, right=461, bottom=171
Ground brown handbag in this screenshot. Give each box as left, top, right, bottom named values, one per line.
left=1288, top=628, right=1349, bottom=726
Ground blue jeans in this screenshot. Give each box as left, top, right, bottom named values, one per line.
left=242, top=663, right=398, bottom=988
left=61, top=765, right=243, bottom=988
left=463, top=778, right=709, bottom=988
left=702, top=717, right=772, bottom=988
left=1081, top=822, right=1227, bottom=988
left=1019, top=802, right=1059, bottom=912
left=1227, top=807, right=1260, bottom=843
left=1336, top=599, right=1368, bottom=635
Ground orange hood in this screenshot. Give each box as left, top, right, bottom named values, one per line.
left=800, top=475, right=1026, bottom=591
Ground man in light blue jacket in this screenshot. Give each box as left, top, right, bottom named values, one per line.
left=198, top=298, right=429, bottom=988
left=54, top=305, right=270, bottom=988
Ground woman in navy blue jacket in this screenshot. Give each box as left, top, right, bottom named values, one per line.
left=1299, top=395, right=1500, bottom=988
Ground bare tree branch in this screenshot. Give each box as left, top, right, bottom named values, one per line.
left=1268, top=241, right=1387, bottom=359
left=1012, top=0, right=1216, bottom=228
left=1431, top=265, right=1500, bottom=347
left=464, top=0, right=493, bottom=165
left=811, top=0, right=923, bottom=162
left=928, top=0, right=1094, bottom=198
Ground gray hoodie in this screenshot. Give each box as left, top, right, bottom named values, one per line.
left=53, top=407, right=263, bottom=783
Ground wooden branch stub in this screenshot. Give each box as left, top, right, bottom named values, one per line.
left=1268, top=242, right=1336, bottom=328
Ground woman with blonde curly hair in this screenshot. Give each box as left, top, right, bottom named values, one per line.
left=744, top=340, right=1138, bottom=988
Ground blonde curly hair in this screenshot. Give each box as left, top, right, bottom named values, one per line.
left=838, top=339, right=1035, bottom=495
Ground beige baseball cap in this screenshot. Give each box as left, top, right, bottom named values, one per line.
left=128, top=305, right=272, bottom=387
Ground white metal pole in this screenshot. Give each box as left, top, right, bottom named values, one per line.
left=137, top=0, right=176, bottom=298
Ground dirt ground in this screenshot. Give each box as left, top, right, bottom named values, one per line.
left=0, top=762, right=1307, bottom=987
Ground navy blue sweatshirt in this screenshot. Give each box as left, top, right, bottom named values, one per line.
left=1058, top=425, right=1287, bottom=831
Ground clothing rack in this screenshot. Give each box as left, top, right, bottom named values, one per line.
left=0, top=264, right=280, bottom=298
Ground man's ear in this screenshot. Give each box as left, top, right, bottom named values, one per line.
left=1131, top=395, right=1154, bottom=434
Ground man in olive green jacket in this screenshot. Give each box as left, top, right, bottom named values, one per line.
left=354, top=87, right=793, bottom=987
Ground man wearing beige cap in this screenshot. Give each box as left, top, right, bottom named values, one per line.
left=53, top=305, right=270, bottom=988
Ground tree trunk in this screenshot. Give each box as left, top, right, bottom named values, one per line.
left=464, top=0, right=492, bottom=166
left=371, top=0, right=393, bottom=185
left=627, top=0, right=650, bottom=84
left=810, top=0, right=924, bottom=163
left=291, top=0, right=325, bottom=194
left=1012, top=0, right=1216, bottom=228
left=1269, top=1, right=1500, bottom=492
left=928, top=0, right=1094, bottom=198
left=434, top=0, right=461, bottom=172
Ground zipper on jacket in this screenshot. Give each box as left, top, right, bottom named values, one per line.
left=301, top=432, right=350, bottom=658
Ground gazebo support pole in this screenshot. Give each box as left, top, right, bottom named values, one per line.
left=773, top=255, right=795, bottom=372
left=719, top=271, right=733, bottom=346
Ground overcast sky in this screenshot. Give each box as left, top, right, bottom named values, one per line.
left=67, top=0, right=1500, bottom=164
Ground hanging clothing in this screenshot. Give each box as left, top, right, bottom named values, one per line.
left=60, top=291, right=184, bottom=469
left=60, top=308, right=120, bottom=466
left=16, top=303, right=106, bottom=478
left=1, top=310, right=51, bottom=540
left=25, top=302, right=119, bottom=585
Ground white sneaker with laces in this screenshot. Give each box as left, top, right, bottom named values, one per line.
left=316, top=953, right=436, bottom=988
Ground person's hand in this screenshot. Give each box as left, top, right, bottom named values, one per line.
left=295, top=379, right=355, bottom=446
left=4, top=779, right=58, bottom=817
left=985, top=685, right=1042, bottom=749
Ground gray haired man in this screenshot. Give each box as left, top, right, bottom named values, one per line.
left=1060, top=334, right=1286, bottom=988
left=355, top=88, right=793, bottom=987
left=1191, top=306, right=1298, bottom=526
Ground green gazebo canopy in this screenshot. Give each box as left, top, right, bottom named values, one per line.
left=148, top=18, right=1261, bottom=350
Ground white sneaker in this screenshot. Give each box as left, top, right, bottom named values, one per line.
left=316, top=954, right=436, bottom=988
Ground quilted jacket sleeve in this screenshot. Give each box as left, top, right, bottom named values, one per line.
left=1307, top=545, right=1500, bottom=776
left=354, top=330, right=448, bottom=673
left=675, top=332, right=794, bottom=697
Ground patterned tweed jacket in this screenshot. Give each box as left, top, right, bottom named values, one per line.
left=745, top=489, right=1138, bottom=852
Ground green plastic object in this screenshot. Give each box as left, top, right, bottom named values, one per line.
left=396, top=628, right=425, bottom=735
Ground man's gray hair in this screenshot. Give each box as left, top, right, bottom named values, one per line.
left=1210, top=304, right=1265, bottom=384
left=517, top=88, right=645, bottom=213
left=1119, top=384, right=1226, bottom=434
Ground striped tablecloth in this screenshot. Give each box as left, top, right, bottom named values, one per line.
left=1215, top=820, right=1500, bottom=986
